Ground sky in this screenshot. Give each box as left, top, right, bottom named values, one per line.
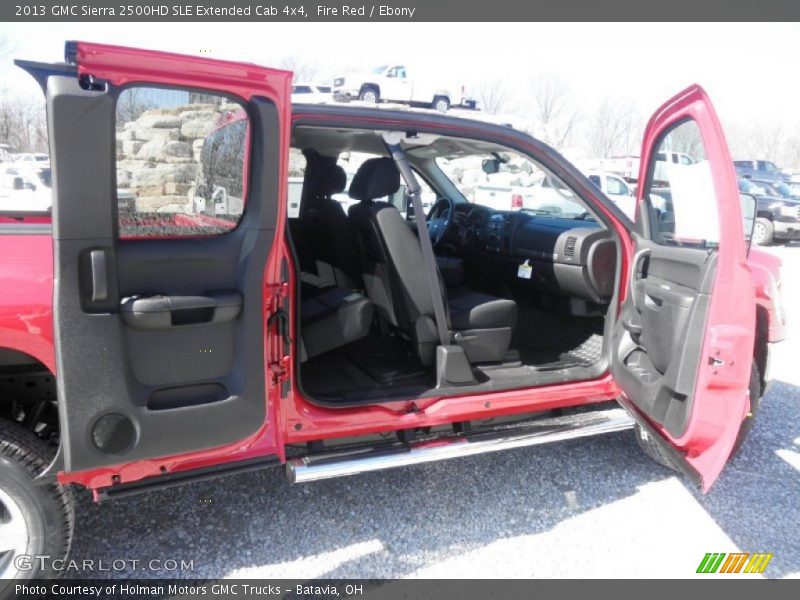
left=1, top=22, right=799, bottom=157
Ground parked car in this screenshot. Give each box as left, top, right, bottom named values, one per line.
left=734, top=159, right=790, bottom=183
left=332, top=64, right=476, bottom=113
left=0, top=164, right=52, bottom=212
left=13, top=152, right=49, bottom=164
left=585, top=170, right=636, bottom=219
left=0, top=42, right=785, bottom=590
left=747, top=178, right=800, bottom=201
left=585, top=151, right=695, bottom=182
left=739, top=177, right=800, bottom=245
left=291, top=83, right=332, bottom=104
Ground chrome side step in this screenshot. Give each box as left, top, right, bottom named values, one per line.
left=287, top=407, right=634, bottom=484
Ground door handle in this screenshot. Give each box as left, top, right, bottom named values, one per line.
left=89, top=249, right=108, bottom=302
left=629, top=248, right=651, bottom=313
left=119, top=291, right=242, bottom=330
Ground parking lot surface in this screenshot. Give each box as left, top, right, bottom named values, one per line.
left=66, top=244, right=800, bottom=580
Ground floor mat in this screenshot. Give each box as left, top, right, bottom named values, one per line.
left=300, top=334, right=434, bottom=402
left=512, top=307, right=604, bottom=369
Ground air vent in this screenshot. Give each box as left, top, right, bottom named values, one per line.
left=564, top=235, right=578, bottom=258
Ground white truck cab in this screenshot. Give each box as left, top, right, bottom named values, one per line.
left=332, top=64, right=475, bottom=113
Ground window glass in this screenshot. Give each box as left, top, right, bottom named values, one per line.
left=116, top=86, right=247, bottom=238
left=606, top=176, right=628, bottom=195
left=293, top=86, right=313, bottom=94
left=645, top=119, right=717, bottom=247
left=589, top=175, right=602, bottom=188
left=287, top=148, right=306, bottom=219
left=436, top=152, right=590, bottom=220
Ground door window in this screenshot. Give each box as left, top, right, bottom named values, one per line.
left=115, top=86, right=249, bottom=238
left=606, top=176, right=629, bottom=196
left=644, top=119, right=717, bottom=247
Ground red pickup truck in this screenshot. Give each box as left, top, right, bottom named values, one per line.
left=0, top=42, right=786, bottom=588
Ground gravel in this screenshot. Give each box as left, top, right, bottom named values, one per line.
left=65, top=245, right=800, bottom=580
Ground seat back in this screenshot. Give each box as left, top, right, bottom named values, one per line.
left=347, top=158, right=439, bottom=364
left=299, top=149, right=361, bottom=288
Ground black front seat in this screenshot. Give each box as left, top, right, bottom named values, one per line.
left=347, top=157, right=516, bottom=366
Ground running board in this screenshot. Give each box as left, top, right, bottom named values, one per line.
left=287, top=407, right=634, bottom=484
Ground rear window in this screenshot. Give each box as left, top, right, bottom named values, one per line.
left=115, top=86, right=248, bottom=238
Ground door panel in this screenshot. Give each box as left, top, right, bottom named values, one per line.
left=611, top=86, right=755, bottom=491
left=47, top=43, right=290, bottom=473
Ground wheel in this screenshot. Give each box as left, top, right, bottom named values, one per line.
left=752, top=218, right=774, bottom=246
left=636, top=362, right=761, bottom=470
left=358, top=86, right=379, bottom=105
left=0, top=419, right=73, bottom=596
left=731, top=362, right=762, bottom=457
left=635, top=424, right=679, bottom=472
left=432, top=96, right=450, bottom=113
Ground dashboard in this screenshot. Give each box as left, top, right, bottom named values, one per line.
left=451, top=204, right=617, bottom=304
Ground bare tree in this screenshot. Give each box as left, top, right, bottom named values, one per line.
left=477, top=79, right=510, bottom=115
left=278, top=55, right=320, bottom=83
left=586, top=97, right=639, bottom=157
left=116, top=88, right=157, bottom=123
left=0, top=94, right=47, bottom=153
left=528, top=74, right=582, bottom=148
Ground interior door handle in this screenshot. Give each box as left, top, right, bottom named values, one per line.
left=629, top=248, right=651, bottom=313
left=89, top=249, right=108, bottom=302
left=119, top=291, right=242, bottom=330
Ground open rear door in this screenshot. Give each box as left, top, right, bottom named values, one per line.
left=43, top=42, right=291, bottom=474
left=611, top=85, right=755, bottom=491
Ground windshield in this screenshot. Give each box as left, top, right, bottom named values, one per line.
left=738, top=179, right=759, bottom=194
left=435, top=152, right=592, bottom=220
left=769, top=181, right=795, bottom=198
left=371, top=65, right=388, bottom=74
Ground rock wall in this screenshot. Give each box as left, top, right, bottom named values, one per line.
left=115, top=103, right=240, bottom=213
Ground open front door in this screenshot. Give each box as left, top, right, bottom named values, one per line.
left=45, top=42, right=291, bottom=473
left=611, top=85, right=755, bottom=491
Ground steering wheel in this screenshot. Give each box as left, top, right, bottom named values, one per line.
left=426, top=196, right=456, bottom=247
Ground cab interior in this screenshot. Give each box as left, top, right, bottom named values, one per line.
left=287, top=125, right=621, bottom=406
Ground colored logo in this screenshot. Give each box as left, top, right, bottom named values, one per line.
left=696, top=552, right=773, bottom=574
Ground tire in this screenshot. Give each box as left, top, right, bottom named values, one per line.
left=635, top=362, right=761, bottom=470
left=432, top=96, right=450, bottom=113
left=752, top=218, right=774, bottom=246
left=358, top=86, right=379, bottom=105
left=635, top=424, right=679, bottom=472
left=0, top=419, right=73, bottom=598
left=731, top=362, right=762, bottom=457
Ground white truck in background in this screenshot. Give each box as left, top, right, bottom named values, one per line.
left=583, top=151, right=695, bottom=182
left=332, top=64, right=477, bottom=113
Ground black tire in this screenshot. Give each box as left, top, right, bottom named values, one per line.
left=731, top=362, right=762, bottom=457
left=358, top=86, right=379, bottom=104
left=635, top=424, right=679, bottom=472
left=432, top=96, right=450, bottom=113
left=635, top=362, right=762, bottom=470
left=0, top=419, right=73, bottom=598
left=752, top=218, right=774, bottom=246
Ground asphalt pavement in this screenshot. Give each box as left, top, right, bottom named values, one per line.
left=65, top=244, right=800, bottom=580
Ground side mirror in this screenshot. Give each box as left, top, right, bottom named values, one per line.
left=12, top=176, right=26, bottom=191
left=740, top=193, right=757, bottom=254
left=482, top=158, right=500, bottom=175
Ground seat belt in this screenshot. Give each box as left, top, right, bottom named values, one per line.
left=384, top=140, right=450, bottom=348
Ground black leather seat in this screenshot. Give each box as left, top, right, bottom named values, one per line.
left=298, top=149, right=361, bottom=289
left=347, top=157, right=516, bottom=366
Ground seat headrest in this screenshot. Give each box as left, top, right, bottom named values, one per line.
left=319, top=164, right=347, bottom=197
left=349, top=157, right=401, bottom=202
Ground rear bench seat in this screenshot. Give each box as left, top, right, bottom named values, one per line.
left=300, top=285, right=374, bottom=361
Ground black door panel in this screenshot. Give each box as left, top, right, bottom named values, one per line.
left=48, top=72, right=282, bottom=471
left=612, top=240, right=716, bottom=437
